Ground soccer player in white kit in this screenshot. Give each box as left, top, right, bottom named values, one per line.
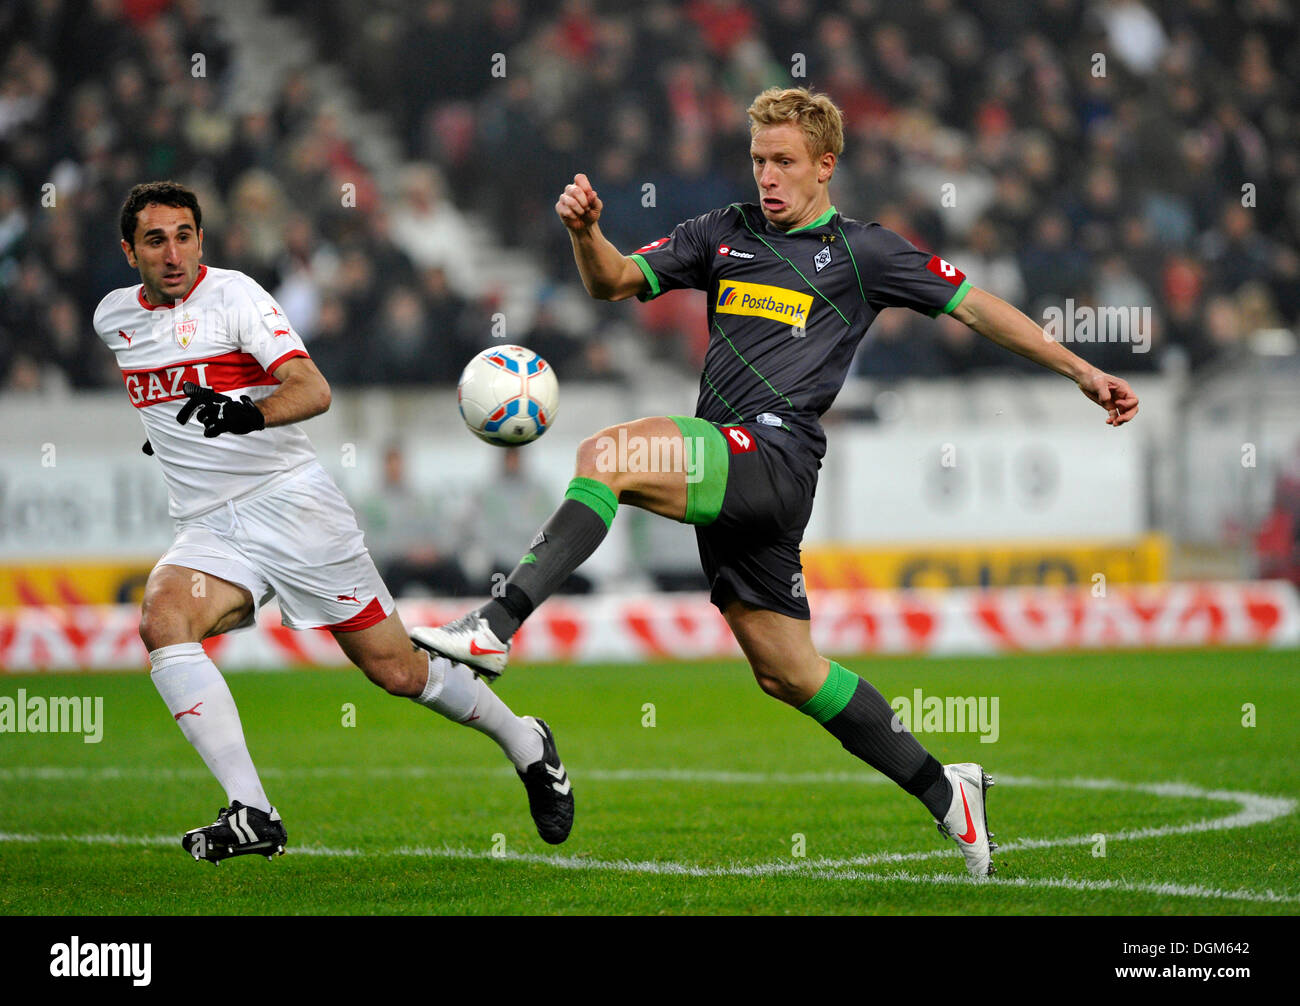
left=94, top=182, right=574, bottom=862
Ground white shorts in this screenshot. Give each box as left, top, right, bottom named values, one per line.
left=156, top=462, right=394, bottom=632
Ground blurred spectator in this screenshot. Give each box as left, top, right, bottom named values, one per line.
left=3, top=352, right=50, bottom=393
left=303, top=293, right=355, bottom=385
left=1161, top=253, right=1212, bottom=366
left=516, top=303, right=583, bottom=375
left=227, top=170, right=288, bottom=272
left=389, top=164, right=476, bottom=292
left=1202, top=294, right=1246, bottom=361
left=1201, top=200, right=1277, bottom=294
left=358, top=443, right=471, bottom=598
left=948, top=216, right=1025, bottom=305
left=1256, top=439, right=1300, bottom=586
left=1098, top=0, right=1168, bottom=75
left=0, top=171, right=29, bottom=271
left=856, top=307, right=955, bottom=379
left=216, top=112, right=278, bottom=192
left=373, top=286, right=440, bottom=384
left=333, top=246, right=383, bottom=341
left=417, top=265, right=475, bottom=384
left=43, top=292, right=109, bottom=389
left=271, top=213, right=336, bottom=341
left=563, top=335, right=633, bottom=385
left=458, top=448, right=592, bottom=594
left=1019, top=211, right=1090, bottom=305
left=661, top=136, right=744, bottom=229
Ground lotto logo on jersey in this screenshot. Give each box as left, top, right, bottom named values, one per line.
left=721, top=426, right=757, bottom=454
left=926, top=255, right=966, bottom=286
left=717, top=244, right=756, bottom=259
left=716, top=280, right=813, bottom=327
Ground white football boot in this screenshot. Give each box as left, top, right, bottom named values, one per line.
left=411, top=612, right=511, bottom=680
left=936, top=762, right=997, bottom=878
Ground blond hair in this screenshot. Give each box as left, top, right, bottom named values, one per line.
left=747, top=87, right=845, bottom=160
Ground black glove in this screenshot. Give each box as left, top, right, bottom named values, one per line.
left=176, top=381, right=266, bottom=438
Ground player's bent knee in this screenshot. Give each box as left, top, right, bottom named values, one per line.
left=360, top=652, right=425, bottom=698
left=574, top=431, right=614, bottom=483
left=750, top=655, right=826, bottom=706
left=753, top=672, right=784, bottom=700
left=138, top=603, right=192, bottom=652
left=752, top=667, right=800, bottom=704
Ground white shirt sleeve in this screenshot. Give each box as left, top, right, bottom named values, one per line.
left=228, top=273, right=310, bottom=373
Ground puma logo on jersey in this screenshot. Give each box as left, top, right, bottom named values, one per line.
left=119, top=330, right=134, bottom=346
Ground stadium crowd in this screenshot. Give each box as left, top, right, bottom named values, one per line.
left=2, top=0, right=1298, bottom=392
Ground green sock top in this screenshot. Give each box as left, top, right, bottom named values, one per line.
left=798, top=661, right=859, bottom=723
left=564, top=476, right=619, bottom=529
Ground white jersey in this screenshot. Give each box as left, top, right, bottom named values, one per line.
left=93, top=265, right=319, bottom=519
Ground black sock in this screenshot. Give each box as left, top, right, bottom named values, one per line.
left=477, top=477, right=618, bottom=641
left=800, top=661, right=953, bottom=818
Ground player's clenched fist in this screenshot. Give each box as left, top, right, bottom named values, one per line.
left=1077, top=369, right=1139, bottom=427
left=555, top=173, right=603, bottom=233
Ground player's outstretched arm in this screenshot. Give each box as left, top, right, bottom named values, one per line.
left=951, top=286, right=1139, bottom=427
left=258, top=355, right=331, bottom=427
left=556, top=173, right=648, bottom=302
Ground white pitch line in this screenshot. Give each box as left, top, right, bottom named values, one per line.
left=0, top=763, right=1293, bottom=798
left=809, top=869, right=1300, bottom=905
left=1, top=833, right=1295, bottom=905
left=0, top=832, right=173, bottom=847
left=1, top=769, right=1294, bottom=904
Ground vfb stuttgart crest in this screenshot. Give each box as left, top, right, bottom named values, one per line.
left=174, top=312, right=198, bottom=349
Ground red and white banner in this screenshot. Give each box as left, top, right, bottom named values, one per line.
left=1, top=582, right=1297, bottom=672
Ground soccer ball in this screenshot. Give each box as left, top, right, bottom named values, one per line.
left=457, top=345, right=560, bottom=446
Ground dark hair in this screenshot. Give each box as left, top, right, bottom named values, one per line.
left=119, top=181, right=202, bottom=245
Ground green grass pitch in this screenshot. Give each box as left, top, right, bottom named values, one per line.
left=1, top=649, right=1296, bottom=915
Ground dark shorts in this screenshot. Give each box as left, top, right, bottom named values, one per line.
left=668, top=416, right=818, bottom=620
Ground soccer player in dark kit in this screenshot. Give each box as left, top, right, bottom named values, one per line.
left=412, top=87, right=1139, bottom=877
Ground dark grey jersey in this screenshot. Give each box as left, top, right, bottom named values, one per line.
left=630, top=202, right=972, bottom=460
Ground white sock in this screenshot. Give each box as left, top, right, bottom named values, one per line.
left=149, top=643, right=272, bottom=813
left=413, top=653, right=544, bottom=770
